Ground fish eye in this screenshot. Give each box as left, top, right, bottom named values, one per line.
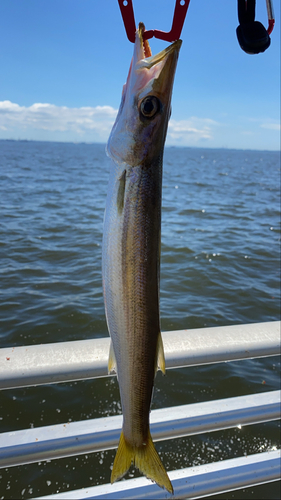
left=139, top=96, right=160, bottom=119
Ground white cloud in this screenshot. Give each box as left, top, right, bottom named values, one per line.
left=0, top=101, right=221, bottom=146
left=0, top=100, right=118, bottom=141
left=167, top=117, right=219, bottom=145
left=0, top=101, right=278, bottom=150
left=260, top=122, right=281, bottom=131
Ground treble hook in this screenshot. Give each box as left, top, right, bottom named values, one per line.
left=117, top=0, right=190, bottom=43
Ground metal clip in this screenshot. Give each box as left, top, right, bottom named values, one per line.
left=266, top=0, right=275, bottom=35
left=118, top=0, right=190, bottom=43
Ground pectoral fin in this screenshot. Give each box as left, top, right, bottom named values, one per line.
left=117, top=169, right=126, bottom=214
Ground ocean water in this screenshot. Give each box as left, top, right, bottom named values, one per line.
left=0, top=140, right=280, bottom=499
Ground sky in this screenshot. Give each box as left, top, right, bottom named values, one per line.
left=0, top=0, right=280, bottom=150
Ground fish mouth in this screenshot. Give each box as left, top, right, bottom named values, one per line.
left=130, top=22, right=182, bottom=97
left=135, top=22, right=182, bottom=69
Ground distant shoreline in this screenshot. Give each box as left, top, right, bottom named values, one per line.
left=0, top=138, right=278, bottom=153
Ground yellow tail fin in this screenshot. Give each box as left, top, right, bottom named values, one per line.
left=111, top=430, right=173, bottom=494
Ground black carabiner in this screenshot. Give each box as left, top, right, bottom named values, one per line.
left=236, top=0, right=275, bottom=54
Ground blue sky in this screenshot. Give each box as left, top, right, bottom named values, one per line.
left=0, top=0, right=280, bottom=150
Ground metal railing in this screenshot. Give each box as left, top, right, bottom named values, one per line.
left=0, top=321, right=280, bottom=499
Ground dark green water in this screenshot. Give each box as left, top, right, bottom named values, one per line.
left=0, top=140, right=280, bottom=499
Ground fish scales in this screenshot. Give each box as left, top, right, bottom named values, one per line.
left=102, top=22, right=181, bottom=494
left=121, top=159, right=162, bottom=443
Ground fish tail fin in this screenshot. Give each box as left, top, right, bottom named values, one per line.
left=134, top=431, right=173, bottom=494
left=111, top=431, right=173, bottom=494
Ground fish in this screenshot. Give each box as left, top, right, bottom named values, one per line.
left=102, top=22, right=181, bottom=494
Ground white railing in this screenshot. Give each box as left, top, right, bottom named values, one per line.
left=0, top=321, right=280, bottom=499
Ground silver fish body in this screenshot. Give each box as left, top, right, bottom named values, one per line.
left=103, top=158, right=162, bottom=443
left=102, top=23, right=181, bottom=493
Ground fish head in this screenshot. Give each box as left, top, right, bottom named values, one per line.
left=107, top=23, right=181, bottom=166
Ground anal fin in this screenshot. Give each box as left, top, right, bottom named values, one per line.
left=156, top=332, right=165, bottom=375
left=108, top=341, right=117, bottom=375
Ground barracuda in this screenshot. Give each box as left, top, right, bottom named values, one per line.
left=102, top=23, right=181, bottom=494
